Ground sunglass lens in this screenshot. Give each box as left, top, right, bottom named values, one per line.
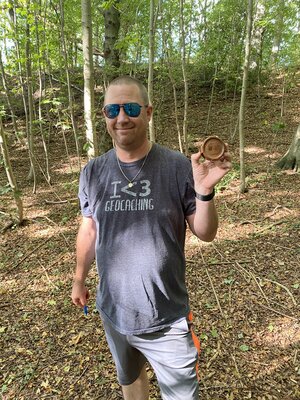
left=124, top=103, right=141, bottom=117
left=104, top=103, right=142, bottom=118
left=104, top=104, right=120, bottom=118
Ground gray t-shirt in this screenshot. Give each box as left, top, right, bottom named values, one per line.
left=78, top=143, right=196, bottom=334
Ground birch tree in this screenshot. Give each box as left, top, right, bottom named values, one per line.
left=0, top=50, right=19, bottom=140
left=25, top=0, right=37, bottom=191
left=82, top=0, right=99, bottom=158
left=148, top=0, right=160, bottom=143
left=270, top=0, right=285, bottom=67
left=59, top=0, right=81, bottom=169
left=0, top=116, right=24, bottom=224
left=239, top=0, right=253, bottom=193
left=34, top=6, right=51, bottom=183
left=180, top=0, right=188, bottom=155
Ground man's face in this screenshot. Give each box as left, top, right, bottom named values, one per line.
left=103, top=84, right=152, bottom=151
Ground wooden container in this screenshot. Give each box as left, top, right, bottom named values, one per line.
left=201, top=136, right=225, bottom=160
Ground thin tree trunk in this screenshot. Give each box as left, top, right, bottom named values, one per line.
left=167, top=58, right=183, bottom=153
left=25, top=0, right=37, bottom=192
left=11, top=2, right=29, bottom=145
left=251, top=1, right=265, bottom=105
left=239, top=0, right=253, bottom=193
left=205, top=11, right=221, bottom=135
left=0, top=117, right=24, bottom=224
left=103, top=0, right=120, bottom=70
left=270, top=0, right=285, bottom=68
left=164, top=6, right=183, bottom=152
left=180, top=0, right=188, bottom=155
left=35, top=7, right=51, bottom=183
left=148, top=0, right=159, bottom=143
left=59, top=0, right=81, bottom=170
left=82, top=0, right=99, bottom=158
left=0, top=51, right=19, bottom=141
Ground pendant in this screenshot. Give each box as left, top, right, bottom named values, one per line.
left=128, top=182, right=133, bottom=188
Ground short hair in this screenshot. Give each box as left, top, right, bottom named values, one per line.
left=105, top=76, right=149, bottom=105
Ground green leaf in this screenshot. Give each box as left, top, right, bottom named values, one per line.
left=0, top=184, right=12, bottom=195
left=211, top=328, right=219, bottom=338
left=0, top=327, right=6, bottom=333
left=239, top=344, right=249, bottom=352
left=1, top=384, right=8, bottom=393
left=47, top=300, right=56, bottom=306
left=224, top=277, right=235, bottom=285
left=64, top=365, right=71, bottom=373
left=292, top=283, right=299, bottom=289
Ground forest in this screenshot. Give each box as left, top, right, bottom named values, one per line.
left=0, top=0, right=299, bottom=399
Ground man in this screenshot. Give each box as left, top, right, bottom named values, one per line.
left=71, top=76, right=231, bottom=400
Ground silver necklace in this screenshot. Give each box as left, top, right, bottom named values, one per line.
left=116, top=143, right=152, bottom=188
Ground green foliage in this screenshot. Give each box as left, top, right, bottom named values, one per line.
left=239, top=344, right=250, bottom=352
left=1, top=0, right=299, bottom=137
left=0, top=184, right=12, bottom=196
left=216, top=162, right=239, bottom=192
left=272, top=120, right=286, bottom=133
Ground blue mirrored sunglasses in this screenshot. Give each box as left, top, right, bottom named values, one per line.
left=103, top=103, right=147, bottom=119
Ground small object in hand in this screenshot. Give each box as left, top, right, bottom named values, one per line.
left=83, top=305, right=88, bottom=316
left=201, top=136, right=225, bottom=161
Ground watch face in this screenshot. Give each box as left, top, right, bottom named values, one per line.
left=201, top=136, right=225, bottom=160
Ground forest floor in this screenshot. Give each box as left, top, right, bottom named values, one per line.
left=0, top=72, right=300, bottom=400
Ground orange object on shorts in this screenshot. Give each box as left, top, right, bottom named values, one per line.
left=188, top=311, right=201, bottom=381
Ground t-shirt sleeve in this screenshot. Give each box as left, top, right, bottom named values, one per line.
left=78, top=166, right=93, bottom=217
left=183, top=168, right=196, bottom=216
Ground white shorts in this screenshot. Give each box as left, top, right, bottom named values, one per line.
left=102, top=318, right=199, bottom=400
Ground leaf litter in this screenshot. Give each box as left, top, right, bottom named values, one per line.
left=0, top=78, right=299, bottom=399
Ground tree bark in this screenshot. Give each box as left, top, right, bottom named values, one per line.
left=103, top=0, right=120, bottom=70
left=34, top=7, right=51, bottom=184
left=0, top=51, right=19, bottom=140
left=148, top=0, right=160, bottom=143
left=276, top=125, right=300, bottom=172
left=59, top=0, right=81, bottom=169
left=82, top=0, right=99, bottom=158
left=239, top=0, right=253, bottom=193
left=0, top=117, right=24, bottom=224
left=270, top=0, right=285, bottom=67
left=25, top=0, right=37, bottom=191
left=180, top=0, right=188, bottom=155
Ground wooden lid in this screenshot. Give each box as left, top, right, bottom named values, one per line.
left=201, top=136, right=225, bottom=160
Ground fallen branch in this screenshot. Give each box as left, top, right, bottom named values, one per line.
left=234, top=262, right=270, bottom=305
left=255, top=220, right=286, bottom=234
left=205, top=267, right=225, bottom=319
left=261, top=277, right=297, bottom=306
left=199, top=383, right=243, bottom=392
left=231, top=353, right=242, bottom=380
left=32, top=215, right=72, bottom=250
left=37, top=259, right=59, bottom=289
left=254, top=301, right=297, bottom=320
left=186, top=259, right=252, bottom=266
left=0, top=210, right=10, bottom=216
left=198, top=248, right=225, bottom=319
left=240, top=205, right=292, bottom=225
left=293, top=349, right=298, bottom=365
left=1, top=221, right=15, bottom=233
left=45, top=198, right=78, bottom=204
left=206, top=340, right=221, bottom=369
left=4, top=237, right=51, bottom=275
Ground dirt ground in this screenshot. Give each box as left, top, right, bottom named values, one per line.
left=0, top=73, right=299, bottom=399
